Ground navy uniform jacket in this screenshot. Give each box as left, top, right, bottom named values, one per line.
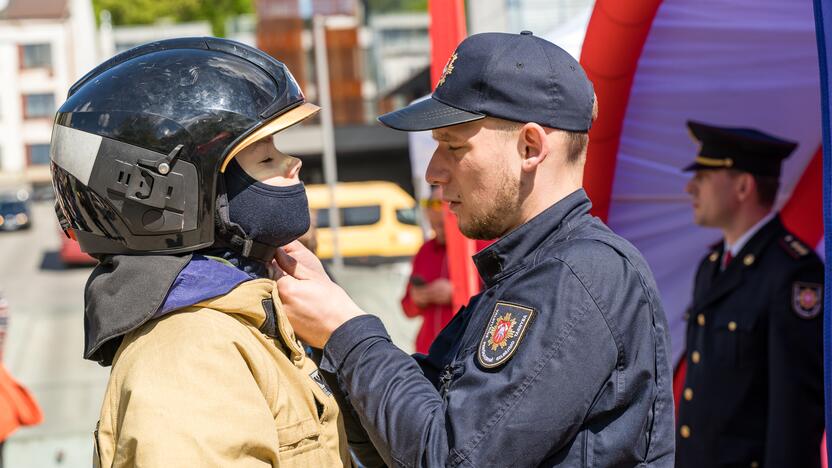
left=319, top=189, right=675, bottom=467
left=676, top=216, right=824, bottom=468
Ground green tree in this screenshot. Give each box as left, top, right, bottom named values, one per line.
left=366, top=0, right=427, bottom=13
left=93, top=0, right=253, bottom=37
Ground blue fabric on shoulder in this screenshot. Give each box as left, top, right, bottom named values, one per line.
left=154, top=255, right=254, bottom=319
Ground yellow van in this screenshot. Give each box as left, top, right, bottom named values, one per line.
left=305, top=181, right=423, bottom=261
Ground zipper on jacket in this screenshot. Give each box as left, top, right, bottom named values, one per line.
left=439, top=364, right=455, bottom=399
left=93, top=420, right=102, bottom=468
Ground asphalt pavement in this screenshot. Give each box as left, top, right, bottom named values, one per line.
left=1, top=200, right=419, bottom=466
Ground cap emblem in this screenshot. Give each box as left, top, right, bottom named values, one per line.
left=437, top=52, right=458, bottom=87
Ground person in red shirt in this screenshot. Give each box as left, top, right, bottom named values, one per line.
left=401, top=186, right=454, bottom=354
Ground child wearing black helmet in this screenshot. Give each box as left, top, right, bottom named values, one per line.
left=51, top=38, right=351, bottom=466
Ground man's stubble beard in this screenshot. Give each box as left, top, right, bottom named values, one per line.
left=458, top=173, right=521, bottom=241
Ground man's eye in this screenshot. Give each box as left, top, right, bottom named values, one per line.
left=447, top=145, right=462, bottom=151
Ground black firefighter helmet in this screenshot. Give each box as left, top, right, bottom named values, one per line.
left=51, top=37, right=318, bottom=257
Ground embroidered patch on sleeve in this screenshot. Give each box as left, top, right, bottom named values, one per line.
left=478, top=302, right=535, bottom=369
left=792, top=282, right=822, bottom=319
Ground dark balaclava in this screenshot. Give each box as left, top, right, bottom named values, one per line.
left=205, top=158, right=311, bottom=278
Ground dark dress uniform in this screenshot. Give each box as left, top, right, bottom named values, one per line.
left=675, top=216, right=824, bottom=468
left=676, top=121, right=824, bottom=468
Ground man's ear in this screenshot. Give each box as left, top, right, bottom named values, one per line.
left=735, top=172, right=755, bottom=202
left=519, top=123, right=550, bottom=173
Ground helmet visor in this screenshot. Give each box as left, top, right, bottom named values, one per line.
left=220, top=102, right=320, bottom=173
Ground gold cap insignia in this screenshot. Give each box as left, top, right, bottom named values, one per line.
left=437, top=52, right=458, bottom=87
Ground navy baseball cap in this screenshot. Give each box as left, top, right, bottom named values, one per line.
left=683, top=121, right=797, bottom=177
left=378, top=31, right=595, bottom=132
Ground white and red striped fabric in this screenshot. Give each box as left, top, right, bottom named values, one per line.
left=580, top=0, right=822, bottom=365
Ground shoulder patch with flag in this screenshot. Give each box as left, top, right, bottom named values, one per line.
left=792, top=282, right=822, bottom=319
left=478, top=302, right=535, bottom=369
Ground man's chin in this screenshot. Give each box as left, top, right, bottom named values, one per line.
left=458, top=222, right=500, bottom=241
left=692, top=215, right=714, bottom=228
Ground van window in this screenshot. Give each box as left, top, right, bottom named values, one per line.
left=317, top=206, right=381, bottom=228
left=396, top=207, right=418, bottom=226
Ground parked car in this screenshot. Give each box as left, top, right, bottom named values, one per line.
left=0, top=198, right=31, bottom=231
left=305, top=181, right=423, bottom=262
left=29, top=183, right=55, bottom=201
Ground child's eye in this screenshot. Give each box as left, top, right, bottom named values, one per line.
left=261, top=157, right=273, bottom=164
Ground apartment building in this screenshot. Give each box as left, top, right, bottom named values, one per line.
left=0, top=0, right=96, bottom=187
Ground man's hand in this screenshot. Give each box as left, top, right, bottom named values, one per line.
left=425, top=278, right=453, bottom=305
left=274, top=241, right=365, bottom=348
left=410, top=285, right=431, bottom=308
left=410, top=278, right=453, bottom=308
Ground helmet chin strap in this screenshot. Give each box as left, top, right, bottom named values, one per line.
left=213, top=178, right=277, bottom=264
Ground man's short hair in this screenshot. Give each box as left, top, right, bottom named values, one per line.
left=728, top=170, right=779, bottom=208
left=564, top=94, right=599, bottom=164
left=753, top=174, right=779, bottom=207
left=498, top=94, right=598, bottom=165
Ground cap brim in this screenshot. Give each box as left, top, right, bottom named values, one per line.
left=378, top=97, right=485, bottom=131
left=220, top=102, right=320, bottom=173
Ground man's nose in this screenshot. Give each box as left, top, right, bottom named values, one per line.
left=685, top=178, right=695, bottom=195
left=425, top=151, right=449, bottom=186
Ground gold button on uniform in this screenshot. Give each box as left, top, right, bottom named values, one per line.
left=691, top=351, right=701, bottom=364
left=743, top=254, right=755, bottom=266
left=728, top=321, right=737, bottom=332
left=697, top=314, right=705, bottom=326
left=683, top=388, right=693, bottom=401
left=709, top=252, right=719, bottom=262
left=680, top=425, right=691, bottom=438
left=750, top=462, right=759, bottom=468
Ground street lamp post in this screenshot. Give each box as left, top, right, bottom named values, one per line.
left=313, top=14, right=344, bottom=271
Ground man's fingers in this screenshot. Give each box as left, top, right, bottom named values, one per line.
left=282, top=240, right=308, bottom=256
left=274, top=270, right=298, bottom=294
left=270, top=260, right=287, bottom=281
left=275, top=247, right=299, bottom=276
left=276, top=241, right=328, bottom=279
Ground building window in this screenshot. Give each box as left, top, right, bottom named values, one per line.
left=27, top=144, right=51, bottom=166
left=21, top=44, right=52, bottom=69
left=317, top=206, right=382, bottom=228
left=23, top=94, right=55, bottom=119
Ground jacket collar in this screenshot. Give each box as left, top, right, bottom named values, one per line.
left=85, top=254, right=192, bottom=366
left=193, top=279, right=306, bottom=362
left=696, top=214, right=784, bottom=310
left=473, top=189, right=591, bottom=288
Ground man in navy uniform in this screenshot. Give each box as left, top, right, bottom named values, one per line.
left=274, top=32, right=675, bottom=466
left=676, top=121, right=824, bottom=468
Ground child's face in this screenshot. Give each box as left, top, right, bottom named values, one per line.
left=233, top=137, right=301, bottom=187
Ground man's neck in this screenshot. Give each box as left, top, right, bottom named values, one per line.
left=518, top=179, right=582, bottom=229
left=722, top=206, right=773, bottom=246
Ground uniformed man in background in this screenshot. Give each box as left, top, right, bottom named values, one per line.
left=676, top=121, right=824, bottom=468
